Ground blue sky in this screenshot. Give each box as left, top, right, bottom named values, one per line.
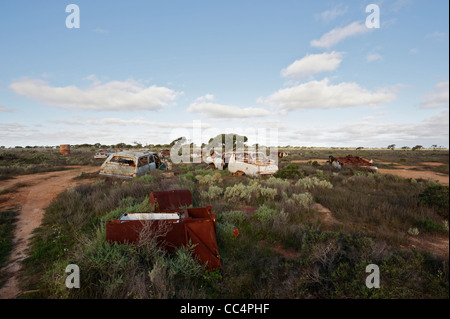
left=0, top=0, right=448, bottom=148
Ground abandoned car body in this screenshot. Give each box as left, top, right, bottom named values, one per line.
left=99, top=151, right=162, bottom=178
left=205, top=151, right=224, bottom=170
left=209, top=151, right=278, bottom=177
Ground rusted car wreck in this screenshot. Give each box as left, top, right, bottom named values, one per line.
left=99, top=150, right=165, bottom=178
left=105, top=189, right=221, bottom=270
left=328, top=155, right=378, bottom=172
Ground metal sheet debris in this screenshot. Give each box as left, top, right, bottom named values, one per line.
left=149, top=189, right=193, bottom=211
left=105, top=189, right=221, bottom=270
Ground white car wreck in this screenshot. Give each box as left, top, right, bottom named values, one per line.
left=208, top=151, right=278, bottom=177
left=99, top=151, right=163, bottom=178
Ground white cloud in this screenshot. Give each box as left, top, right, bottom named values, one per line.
left=49, top=116, right=214, bottom=129
left=49, top=119, right=83, bottom=126
left=420, top=81, right=449, bottom=109
left=259, top=78, right=396, bottom=113
left=315, top=4, right=348, bottom=23
left=0, top=104, right=14, bottom=112
left=426, top=31, right=448, bottom=42
left=310, top=21, right=369, bottom=48
left=188, top=95, right=271, bottom=118
left=93, top=27, right=109, bottom=34
left=279, top=110, right=449, bottom=148
left=366, top=53, right=382, bottom=62
left=9, top=78, right=181, bottom=111
left=390, top=0, right=414, bottom=12
left=281, top=51, right=344, bottom=79
left=84, top=117, right=212, bottom=129
left=326, top=110, right=449, bottom=145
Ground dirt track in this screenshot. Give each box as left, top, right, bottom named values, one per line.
left=0, top=166, right=99, bottom=299
left=377, top=168, right=449, bottom=186
left=292, top=159, right=449, bottom=186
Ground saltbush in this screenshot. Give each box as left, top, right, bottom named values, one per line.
left=295, top=176, right=333, bottom=190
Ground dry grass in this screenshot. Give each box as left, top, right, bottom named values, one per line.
left=13, top=148, right=449, bottom=299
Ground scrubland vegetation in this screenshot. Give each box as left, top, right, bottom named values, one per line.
left=0, top=147, right=97, bottom=181
left=0, top=147, right=448, bottom=298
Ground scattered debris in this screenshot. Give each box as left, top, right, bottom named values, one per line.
left=159, top=158, right=173, bottom=171
left=106, top=189, right=221, bottom=270
left=94, top=149, right=114, bottom=159
left=159, top=149, right=171, bottom=158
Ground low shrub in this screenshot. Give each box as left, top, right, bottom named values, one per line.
left=414, top=218, right=448, bottom=234
left=223, top=181, right=277, bottom=204
left=295, top=176, right=333, bottom=190
left=275, top=163, right=302, bottom=179
left=254, top=205, right=278, bottom=226
left=200, top=186, right=223, bottom=201
left=418, top=185, right=449, bottom=219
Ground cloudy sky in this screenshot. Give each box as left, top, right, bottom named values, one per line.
left=0, top=0, right=448, bottom=148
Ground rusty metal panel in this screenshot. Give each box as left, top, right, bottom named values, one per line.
left=149, top=189, right=193, bottom=211
left=185, top=219, right=221, bottom=270
left=186, top=206, right=212, bottom=219
left=105, top=218, right=221, bottom=270
left=105, top=220, right=142, bottom=243
left=106, top=219, right=184, bottom=248
left=106, top=190, right=221, bottom=270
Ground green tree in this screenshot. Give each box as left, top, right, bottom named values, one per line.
left=206, top=133, right=248, bottom=153
left=170, top=137, right=185, bottom=147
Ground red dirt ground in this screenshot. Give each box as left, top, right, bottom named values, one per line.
left=0, top=166, right=99, bottom=299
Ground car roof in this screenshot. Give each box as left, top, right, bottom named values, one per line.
left=111, top=150, right=156, bottom=157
